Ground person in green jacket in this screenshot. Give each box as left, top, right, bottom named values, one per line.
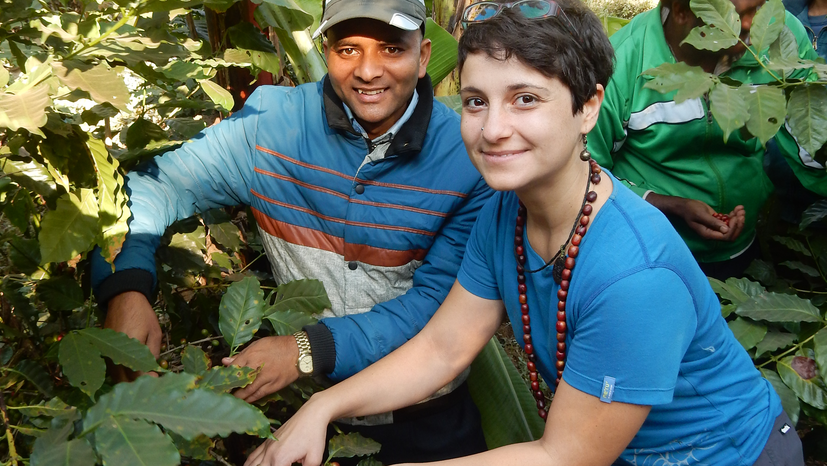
left=589, top=0, right=827, bottom=279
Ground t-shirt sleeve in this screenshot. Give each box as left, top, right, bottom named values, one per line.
left=457, top=196, right=502, bottom=301
left=563, top=267, right=697, bottom=406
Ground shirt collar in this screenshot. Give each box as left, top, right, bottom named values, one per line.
left=343, top=89, right=420, bottom=142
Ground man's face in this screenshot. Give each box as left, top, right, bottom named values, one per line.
left=324, top=18, right=431, bottom=139
left=728, top=0, right=765, bottom=56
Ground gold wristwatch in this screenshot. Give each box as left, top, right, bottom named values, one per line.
left=293, top=330, right=313, bottom=376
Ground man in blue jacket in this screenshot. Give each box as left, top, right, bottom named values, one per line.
left=91, top=0, right=490, bottom=462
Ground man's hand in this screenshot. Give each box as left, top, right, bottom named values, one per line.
left=646, top=194, right=745, bottom=241
left=222, top=335, right=301, bottom=403
left=104, top=291, right=163, bottom=382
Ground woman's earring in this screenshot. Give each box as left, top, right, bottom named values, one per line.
left=481, top=126, right=484, bottom=132
left=580, top=134, right=591, bottom=161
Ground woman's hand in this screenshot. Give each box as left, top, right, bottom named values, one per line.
left=244, top=394, right=332, bottom=466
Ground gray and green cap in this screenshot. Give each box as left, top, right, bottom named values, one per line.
left=312, top=0, right=427, bottom=38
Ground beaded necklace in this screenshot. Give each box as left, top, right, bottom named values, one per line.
left=514, top=158, right=602, bottom=421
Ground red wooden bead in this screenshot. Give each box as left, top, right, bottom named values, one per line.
left=536, top=399, right=545, bottom=410
left=525, top=343, right=534, bottom=354
left=518, top=284, right=527, bottom=294
left=556, top=360, right=565, bottom=370
left=516, top=245, right=524, bottom=255
left=518, top=255, right=526, bottom=264
left=560, top=279, right=570, bottom=291
left=521, top=315, right=530, bottom=324
left=517, top=274, right=525, bottom=284
left=576, top=226, right=586, bottom=235
left=523, top=334, right=532, bottom=344
left=527, top=361, right=536, bottom=372
left=557, top=342, right=566, bottom=352
left=571, top=234, right=582, bottom=246
left=514, top=236, right=523, bottom=246
left=530, top=372, right=538, bottom=381
left=556, top=351, right=565, bottom=361
left=521, top=303, right=529, bottom=313
left=565, top=257, right=576, bottom=269
left=562, top=269, right=572, bottom=280
left=591, top=173, right=601, bottom=184
left=516, top=264, right=525, bottom=273
left=557, top=311, right=566, bottom=321
left=556, top=321, right=567, bottom=333
left=531, top=381, right=540, bottom=391
left=582, top=204, right=593, bottom=216
left=556, top=332, right=566, bottom=342
left=527, top=353, right=536, bottom=362
left=579, top=215, right=590, bottom=226
left=557, top=289, right=567, bottom=300
left=516, top=215, right=524, bottom=225
left=557, top=301, right=566, bottom=311
left=568, top=246, right=579, bottom=258
left=587, top=191, right=597, bottom=202
left=519, top=294, right=527, bottom=304
left=539, top=409, right=548, bottom=420
left=515, top=225, right=524, bottom=235
left=535, top=390, right=544, bottom=399
left=554, top=378, right=560, bottom=386
left=557, top=370, right=563, bottom=379
left=523, top=325, right=531, bottom=334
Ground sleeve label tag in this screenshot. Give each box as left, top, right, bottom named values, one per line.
left=600, top=376, right=616, bottom=404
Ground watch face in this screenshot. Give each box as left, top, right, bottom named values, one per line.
left=298, top=355, right=313, bottom=375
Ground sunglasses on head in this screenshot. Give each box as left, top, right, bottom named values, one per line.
left=460, top=0, right=576, bottom=33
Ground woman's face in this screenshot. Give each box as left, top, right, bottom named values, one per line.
left=459, top=52, right=590, bottom=193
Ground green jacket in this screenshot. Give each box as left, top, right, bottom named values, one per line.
left=590, top=7, right=826, bottom=263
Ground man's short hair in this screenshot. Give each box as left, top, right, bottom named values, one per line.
left=457, top=0, right=615, bottom=115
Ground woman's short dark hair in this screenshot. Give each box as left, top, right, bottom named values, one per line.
left=457, top=0, right=615, bottom=115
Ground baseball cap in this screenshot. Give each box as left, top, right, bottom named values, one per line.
left=312, top=0, right=427, bottom=39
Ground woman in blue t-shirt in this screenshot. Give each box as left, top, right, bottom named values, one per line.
left=244, top=1, right=803, bottom=465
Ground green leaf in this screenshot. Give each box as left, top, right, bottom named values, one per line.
left=169, top=432, right=213, bottom=460
left=743, top=85, right=786, bottom=146
left=182, top=345, right=210, bottom=375
left=689, top=0, right=741, bottom=40
left=158, top=61, right=215, bottom=82
left=125, top=118, right=167, bottom=151
left=800, top=199, right=827, bottom=230
left=425, top=19, right=458, bottom=86
left=744, top=259, right=777, bottom=286
left=95, top=417, right=181, bottom=466
left=59, top=331, right=105, bottom=398
left=683, top=25, right=739, bottom=52
left=30, top=435, right=96, bottom=466
left=36, top=275, right=85, bottom=311
left=761, top=368, right=800, bottom=425
left=39, top=189, right=99, bottom=264
left=220, top=276, right=265, bottom=352
left=727, top=317, right=767, bottom=351
left=736, top=291, right=822, bottom=322
left=327, top=432, right=382, bottom=460
left=356, top=457, right=384, bottom=466
left=779, top=261, right=821, bottom=277
left=13, top=398, right=76, bottom=418
left=89, top=138, right=130, bottom=265
left=814, top=328, right=827, bottom=385
left=85, top=373, right=269, bottom=439
left=771, top=235, right=812, bottom=256
left=755, top=330, right=797, bottom=357
left=9, top=237, right=42, bottom=274
left=208, top=221, right=242, bottom=251
left=748, top=0, right=785, bottom=54
left=80, top=328, right=160, bottom=372
left=721, top=303, right=737, bottom=318
left=16, top=360, right=55, bottom=397
left=778, top=355, right=827, bottom=409
left=267, top=279, right=331, bottom=315
left=707, top=276, right=763, bottom=303
left=769, top=26, right=800, bottom=64
left=4, top=189, right=30, bottom=232
left=264, top=309, right=317, bottom=336
left=0, top=66, right=8, bottom=87
left=81, top=102, right=120, bottom=125
left=196, top=366, right=258, bottom=393
left=468, top=337, right=545, bottom=448
left=642, top=63, right=715, bottom=103
left=51, top=62, right=130, bottom=112
left=200, top=80, right=234, bottom=113
left=709, top=84, right=749, bottom=143
left=0, top=84, right=52, bottom=136
left=0, top=157, right=56, bottom=199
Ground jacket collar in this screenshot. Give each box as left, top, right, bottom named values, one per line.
left=323, top=74, right=434, bottom=157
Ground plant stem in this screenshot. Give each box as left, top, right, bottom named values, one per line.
left=757, top=333, right=816, bottom=368
left=209, top=450, right=234, bottom=466
left=792, top=287, right=827, bottom=295
left=65, top=11, right=134, bottom=60
left=158, top=336, right=222, bottom=357
left=0, top=390, right=20, bottom=466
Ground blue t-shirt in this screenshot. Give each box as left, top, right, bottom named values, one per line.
left=457, top=175, right=782, bottom=465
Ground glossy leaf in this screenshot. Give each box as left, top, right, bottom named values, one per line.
left=182, top=345, right=210, bottom=375
left=643, top=62, right=715, bottom=103
left=789, top=85, right=827, bottom=156
left=30, top=435, right=96, bottom=466
left=772, top=235, right=812, bottom=256
left=709, top=84, right=749, bottom=142
left=254, top=4, right=327, bottom=83
left=39, top=189, right=99, bottom=264
left=425, top=19, right=458, bottom=86
left=761, top=368, right=800, bottom=425
left=125, top=118, right=167, bottom=151
left=267, top=279, right=331, bottom=315
left=14, top=398, right=76, bottom=418
left=265, top=308, right=317, bottom=336
left=780, top=261, right=821, bottom=277
left=36, top=275, right=85, bottom=311
left=778, top=355, right=827, bottom=409
left=0, top=83, right=51, bottom=136
left=744, top=259, right=777, bottom=286
left=755, top=330, right=797, bottom=357
left=196, top=366, right=258, bottom=393
left=800, top=199, right=827, bottom=230
left=727, top=317, right=767, bottom=351
left=814, top=328, right=827, bottom=385
left=9, top=237, right=42, bottom=274
left=735, top=291, right=822, bottom=322
left=95, top=417, right=180, bottom=466
left=89, top=138, right=130, bottom=265
left=81, top=328, right=160, bottom=372
left=59, top=331, right=105, bottom=398
left=200, top=80, right=234, bottom=112
left=209, top=221, right=242, bottom=251
left=743, top=85, right=786, bottom=146
left=220, top=276, right=265, bottom=352
left=689, top=0, right=741, bottom=40
left=0, top=158, right=56, bottom=199
left=708, top=276, right=763, bottom=304
left=769, top=26, right=800, bottom=64
left=468, top=338, right=545, bottom=448
left=85, top=373, right=269, bottom=439
left=51, top=62, right=130, bottom=111
left=327, top=432, right=382, bottom=460
left=16, top=360, right=55, bottom=397
left=748, top=0, right=785, bottom=54
left=169, top=432, right=213, bottom=460
left=683, top=25, right=739, bottom=52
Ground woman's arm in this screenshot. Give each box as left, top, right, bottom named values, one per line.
left=245, top=281, right=506, bottom=466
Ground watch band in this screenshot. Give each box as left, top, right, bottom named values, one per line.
left=293, top=330, right=313, bottom=376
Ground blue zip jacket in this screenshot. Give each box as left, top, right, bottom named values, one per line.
left=91, top=76, right=491, bottom=382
